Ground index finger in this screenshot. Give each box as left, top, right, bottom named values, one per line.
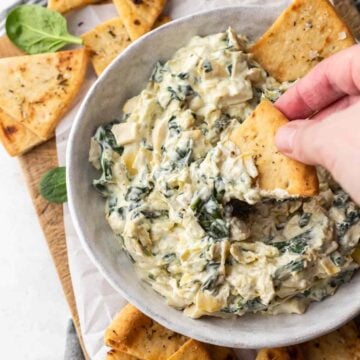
left=275, top=45, right=360, bottom=120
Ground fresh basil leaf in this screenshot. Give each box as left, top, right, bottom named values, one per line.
left=6, top=5, right=82, bottom=55
left=39, top=167, right=67, bottom=204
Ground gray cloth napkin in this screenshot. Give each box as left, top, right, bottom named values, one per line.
left=64, top=320, right=85, bottom=360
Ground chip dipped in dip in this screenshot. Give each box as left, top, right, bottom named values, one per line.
left=89, top=29, right=360, bottom=318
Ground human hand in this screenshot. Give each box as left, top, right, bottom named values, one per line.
left=275, top=45, right=360, bottom=204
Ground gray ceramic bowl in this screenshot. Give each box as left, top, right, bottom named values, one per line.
left=67, top=6, right=360, bottom=349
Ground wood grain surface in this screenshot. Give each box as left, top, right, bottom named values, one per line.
left=0, top=2, right=358, bottom=360
left=0, top=37, right=88, bottom=359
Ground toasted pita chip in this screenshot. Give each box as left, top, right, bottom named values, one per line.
left=206, top=345, right=237, bottom=360
left=250, top=0, right=356, bottom=81
left=300, top=321, right=360, bottom=359
left=48, top=0, right=102, bottom=13
left=0, top=109, right=46, bottom=156
left=106, top=349, right=139, bottom=360
left=256, top=346, right=304, bottom=360
left=105, top=304, right=187, bottom=360
left=0, top=48, right=88, bottom=140
left=82, top=18, right=132, bottom=75
left=113, top=0, right=167, bottom=41
left=230, top=99, right=319, bottom=196
left=168, top=340, right=211, bottom=360
left=153, top=14, right=172, bottom=28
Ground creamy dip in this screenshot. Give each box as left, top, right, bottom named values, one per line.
left=89, top=29, right=360, bottom=318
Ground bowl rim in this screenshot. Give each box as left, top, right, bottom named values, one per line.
left=66, top=5, right=360, bottom=349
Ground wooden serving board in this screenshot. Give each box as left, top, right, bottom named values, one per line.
left=0, top=2, right=358, bottom=360
left=0, top=37, right=88, bottom=359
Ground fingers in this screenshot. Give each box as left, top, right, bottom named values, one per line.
left=276, top=102, right=360, bottom=204
left=275, top=119, right=324, bottom=166
left=311, top=95, right=360, bottom=121
left=275, top=45, right=360, bottom=120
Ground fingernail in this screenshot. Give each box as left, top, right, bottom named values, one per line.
left=276, top=125, right=298, bottom=153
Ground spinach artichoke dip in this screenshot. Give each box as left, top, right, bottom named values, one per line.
left=89, top=28, right=360, bottom=318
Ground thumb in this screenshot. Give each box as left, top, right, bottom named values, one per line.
left=275, top=119, right=325, bottom=166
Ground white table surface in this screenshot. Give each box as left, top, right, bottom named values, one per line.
left=0, top=145, right=69, bottom=359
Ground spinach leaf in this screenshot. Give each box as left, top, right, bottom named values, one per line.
left=126, top=185, right=153, bottom=202
left=191, top=195, right=229, bottom=239
left=162, top=253, right=176, bottom=263
left=141, top=209, right=169, bottom=219
left=298, top=212, right=312, bottom=227
left=6, top=5, right=82, bottom=55
left=177, top=72, right=189, bottom=80
left=92, top=123, right=124, bottom=196
left=214, top=114, right=231, bottom=133
left=168, top=116, right=181, bottom=135
left=150, top=62, right=166, bottom=83
left=274, top=260, right=305, bottom=282
left=336, top=209, right=360, bottom=237
left=202, top=60, right=213, bottom=73
left=39, top=166, right=67, bottom=204
left=243, top=297, right=266, bottom=312
left=94, top=124, right=124, bottom=155
left=272, top=230, right=312, bottom=254
left=201, top=274, right=219, bottom=291
left=329, top=270, right=354, bottom=288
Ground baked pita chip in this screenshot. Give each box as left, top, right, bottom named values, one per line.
left=82, top=18, right=132, bottom=75
left=0, top=48, right=88, bottom=140
left=153, top=14, right=172, bottom=28
left=256, top=346, right=304, bottom=360
left=113, top=0, right=167, bottom=41
left=230, top=99, right=319, bottom=196
left=105, top=304, right=187, bottom=360
left=250, top=0, right=356, bottom=81
left=48, top=0, right=102, bottom=13
left=0, top=109, right=46, bottom=156
left=205, top=345, right=237, bottom=360
left=300, top=321, right=360, bottom=359
left=106, top=349, right=139, bottom=360
left=168, top=340, right=211, bottom=360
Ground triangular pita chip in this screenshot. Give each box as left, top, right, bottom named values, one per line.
left=168, top=340, right=211, bottom=360
left=0, top=109, right=46, bottom=156
left=113, top=0, right=167, bottom=41
left=250, top=0, right=356, bottom=81
left=82, top=18, right=132, bottom=76
left=0, top=48, right=88, bottom=140
left=300, top=321, right=360, bottom=360
left=106, top=349, right=139, bottom=360
left=256, top=346, right=304, bottom=360
left=153, top=14, right=172, bottom=28
left=104, top=304, right=187, bottom=360
left=230, top=99, right=319, bottom=196
left=48, top=0, right=103, bottom=13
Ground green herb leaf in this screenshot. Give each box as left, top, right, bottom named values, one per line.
left=39, top=167, right=67, bottom=204
left=6, top=5, right=82, bottom=55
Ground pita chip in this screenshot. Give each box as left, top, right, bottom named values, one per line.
left=168, top=340, right=211, bottom=360
left=153, top=14, right=172, bottom=29
left=104, top=304, right=187, bottom=360
left=82, top=18, right=132, bottom=76
left=106, top=349, right=139, bottom=360
left=256, top=346, right=304, bottom=360
left=250, top=0, right=356, bottom=81
left=0, top=109, right=46, bottom=156
left=300, top=321, right=360, bottom=360
left=113, top=0, right=167, bottom=41
left=0, top=48, right=88, bottom=140
left=230, top=99, right=319, bottom=196
left=48, top=0, right=103, bottom=13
